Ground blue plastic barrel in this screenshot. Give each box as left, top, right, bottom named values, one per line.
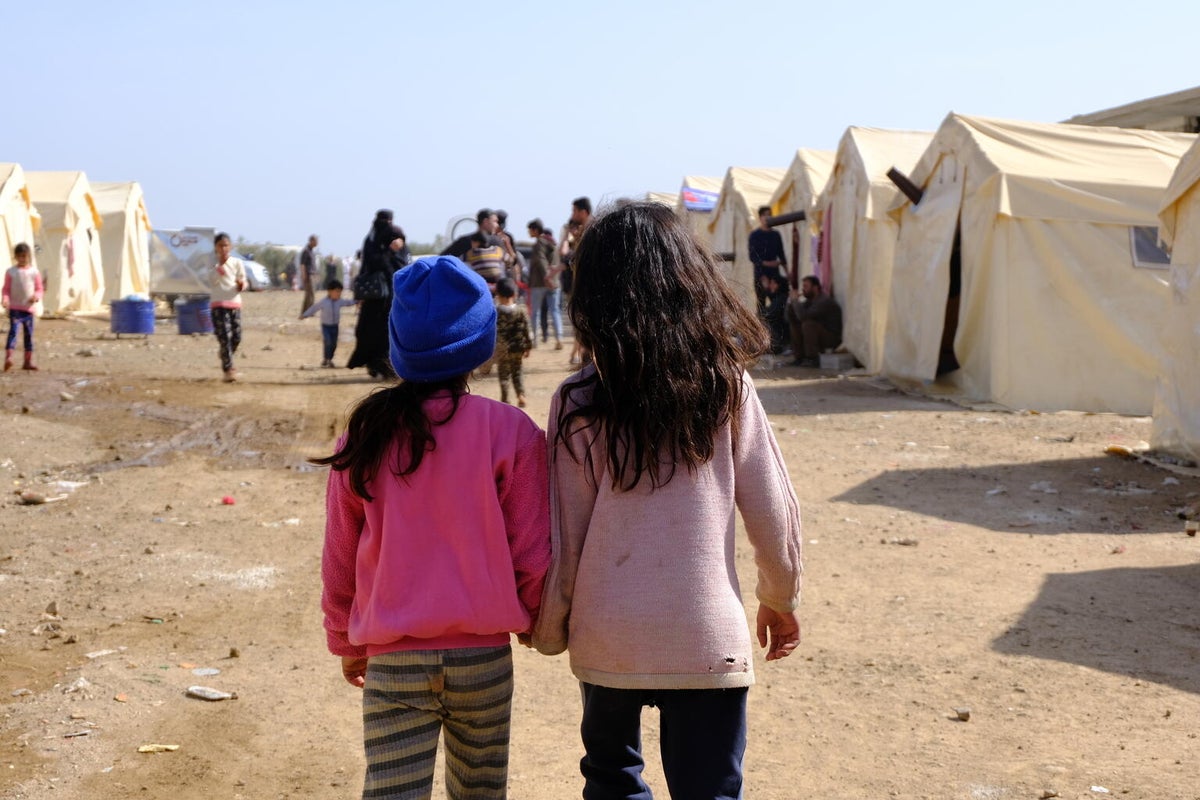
left=176, top=297, right=214, bottom=335
left=110, top=299, right=156, bottom=335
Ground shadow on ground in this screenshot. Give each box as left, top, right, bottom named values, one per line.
left=993, top=563, right=1200, bottom=694
left=833, top=457, right=1189, bottom=534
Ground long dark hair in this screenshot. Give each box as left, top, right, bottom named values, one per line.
left=556, top=201, right=769, bottom=491
left=310, top=376, right=469, bottom=500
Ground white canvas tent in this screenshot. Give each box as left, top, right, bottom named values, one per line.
left=768, top=148, right=835, bottom=289
left=812, top=128, right=932, bottom=373
left=25, top=171, right=105, bottom=315
left=707, top=167, right=786, bottom=311
left=1152, top=137, right=1200, bottom=460
left=674, top=175, right=723, bottom=245
left=92, top=181, right=152, bottom=302
left=644, top=191, right=678, bottom=207
left=0, top=164, right=40, bottom=280
left=883, top=114, right=1194, bottom=414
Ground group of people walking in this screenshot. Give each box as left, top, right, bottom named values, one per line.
left=314, top=201, right=804, bottom=800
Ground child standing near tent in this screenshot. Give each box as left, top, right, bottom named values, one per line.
left=313, top=255, right=550, bottom=799
left=209, top=232, right=247, bottom=383
left=299, top=279, right=357, bottom=368
left=2, top=243, right=43, bottom=372
left=533, top=202, right=803, bottom=800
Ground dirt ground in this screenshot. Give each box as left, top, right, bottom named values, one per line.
left=1, top=288, right=1197, bottom=800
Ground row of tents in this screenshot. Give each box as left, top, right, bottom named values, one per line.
left=649, top=112, right=1200, bottom=464
left=0, top=164, right=151, bottom=315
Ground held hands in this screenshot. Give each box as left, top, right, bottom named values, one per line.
left=341, top=655, right=368, bottom=688
left=756, top=605, right=801, bottom=661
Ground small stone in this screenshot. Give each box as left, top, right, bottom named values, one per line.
left=954, top=707, right=971, bottom=721
left=186, top=685, right=235, bottom=701
left=1040, top=790, right=1059, bottom=799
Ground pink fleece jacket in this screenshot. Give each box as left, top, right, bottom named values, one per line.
left=321, top=393, right=551, bottom=658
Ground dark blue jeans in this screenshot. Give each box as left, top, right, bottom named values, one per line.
left=321, top=323, right=338, bottom=362
left=579, top=682, right=748, bottom=800
left=6, top=310, right=34, bottom=351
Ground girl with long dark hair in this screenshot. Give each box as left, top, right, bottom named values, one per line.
left=533, top=202, right=803, bottom=800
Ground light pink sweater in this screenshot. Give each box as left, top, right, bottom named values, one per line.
left=322, top=393, right=551, bottom=658
left=533, top=369, right=802, bottom=689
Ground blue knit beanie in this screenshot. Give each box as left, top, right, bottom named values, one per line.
left=388, top=256, right=496, bottom=382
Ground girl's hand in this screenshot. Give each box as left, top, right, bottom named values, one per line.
left=756, top=605, right=801, bottom=661
left=341, top=656, right=368, bottom=687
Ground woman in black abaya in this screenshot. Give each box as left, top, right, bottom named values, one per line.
left=347, top=209, right=410, bottom=379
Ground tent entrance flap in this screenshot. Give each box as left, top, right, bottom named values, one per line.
left=884, top=155, right=965, bottom=383
left=938, top=228, right=962, bottom=375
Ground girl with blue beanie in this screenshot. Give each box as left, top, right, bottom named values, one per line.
left=314, top=255, right=551, bottom=799
left=533, top=202, right=803, bottom=800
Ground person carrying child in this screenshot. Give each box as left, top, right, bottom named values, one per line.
left=208, top=232, right=248, bottom=382
left=463, top=230, right=506, bottom=289
left=533, top=202, right=803, bottom=800
left=300, top=279, right=357, bottom=368
left=2, top=243, right=43, bottom=372
left=313, top=254, right=551, bottom=800
left=493, top=277, right=533, bottom=407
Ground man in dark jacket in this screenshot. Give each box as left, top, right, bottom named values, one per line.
left=441, top=208, right=504, bottom=258
left=747, top=205, right=786, bottom=320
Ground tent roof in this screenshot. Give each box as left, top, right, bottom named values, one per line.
left=25, top=170, right=103, bottom=230
left=680, top=175, right=723, bottom=193
left=1159, top=137, right=1200, bottom=246
left=770, top=149, right=836, bottom=213
left=0, top=162, right=39, bottom=228
left=644, top=191, right=678, bottom=207
left=900, top=114, right=1196, bottom=224
left=708, top=167, right=786, bottom=232
left=91, top=181, right=152, bottom=230
left=1064, top=85, right=1200, bottom=131
left=838, top=127, right=933, bottom=184
left=91, top=181, right=140, bottom=211
left=819, top=128, right=933, bottom=219
left=0, top=163, right=28, bottom=206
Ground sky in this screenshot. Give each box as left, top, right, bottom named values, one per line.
left=6, top=0, right=1199, bottom=256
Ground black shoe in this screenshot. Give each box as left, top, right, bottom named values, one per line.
left=793, top=358, right=819, bottom=368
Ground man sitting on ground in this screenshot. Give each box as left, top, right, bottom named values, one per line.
left=786, top=275, right=843, bottom=368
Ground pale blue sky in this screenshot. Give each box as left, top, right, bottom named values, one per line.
left=6, top=0, right=1196, bottom=254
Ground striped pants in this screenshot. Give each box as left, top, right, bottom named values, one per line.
left=361, top=646, right=513, bottom=800
left=211, top=306, right=242, bottom=372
